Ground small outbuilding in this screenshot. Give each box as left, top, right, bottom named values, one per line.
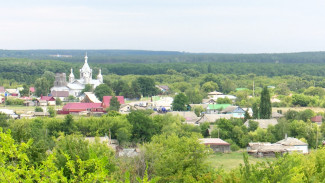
left=199, top=138, right=230, bottom=153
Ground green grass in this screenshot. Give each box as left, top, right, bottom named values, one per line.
left=206, top=151, right=275, bottom=171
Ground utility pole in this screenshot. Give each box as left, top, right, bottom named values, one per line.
left=316, top=125, right=318, bottom=150
left=253, top=80, right=255, bottom=97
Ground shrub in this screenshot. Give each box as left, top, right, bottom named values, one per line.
left=35, top=107, right=43, bottom=112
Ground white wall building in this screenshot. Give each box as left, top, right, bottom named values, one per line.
left=51, top=53, right=103, bottom=97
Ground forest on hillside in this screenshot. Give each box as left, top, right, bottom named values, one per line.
left=1, top=49, right=325, bottom=63
left=2, top=57, right=325, bottom=85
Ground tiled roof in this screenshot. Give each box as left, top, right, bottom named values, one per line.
left=276, top=137, right=308, bottom=146
left=63, top=103, right=102, bottom=110
left=40, top=96, right=56, bottom=101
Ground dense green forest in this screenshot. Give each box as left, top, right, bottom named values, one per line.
left=2, top=57, right=325, bottom=85
left=2, top=49, right=325, bottom=63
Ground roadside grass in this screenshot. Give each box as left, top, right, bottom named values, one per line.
left=206, top=150, right=275, bottom=171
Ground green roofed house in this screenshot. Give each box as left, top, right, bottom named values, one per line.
left=206, top=104, right=231, bottom=114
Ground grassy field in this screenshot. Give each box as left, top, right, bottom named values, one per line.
left=206, top=151, right=275, bottom=171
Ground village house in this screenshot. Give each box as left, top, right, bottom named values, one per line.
left=5, top=89, right=20, bottom=97
left=221, top=106, right=245, bottom=118
left=276, top=137, right=308, bottom=154
left=206, top=104, right=231, bottom=114
left=81, top=92, right=101, bottom=103
left=247, top=142, right=288, bottom=157
left=37, top=96, right=56, bottom=106
left=202, top=98, right=216, bottom=104
left=199, top=138, right=230, bottom=153
left=247, top=137, right=308, bottom=157
left=60, top=96, right=125, bottom=114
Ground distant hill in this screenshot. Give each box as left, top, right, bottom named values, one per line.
left=1, top=49, right=325, bottom=63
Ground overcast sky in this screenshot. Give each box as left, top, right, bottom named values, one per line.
left=1, top=0, right=325, bottom=53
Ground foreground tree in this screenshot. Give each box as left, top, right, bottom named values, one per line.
left=142, top=134, right=210, bottom=182
left=260, top=86, right=271, bottom=119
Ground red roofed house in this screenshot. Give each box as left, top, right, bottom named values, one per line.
left=29, top=87, right=35, bottom=96
left=311, top=116, right=322, bottom=125
left=38, top=96, right=56, bottom=106
left=62, top=103, right=104, bottom=113
left=102, top=96, right=125, bottom=108
left=60, top=96, right=125, bottom=114
left=199, top=138, right=230, bottom=153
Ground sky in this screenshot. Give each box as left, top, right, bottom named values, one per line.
left=1, top=0, right=325, bottom=53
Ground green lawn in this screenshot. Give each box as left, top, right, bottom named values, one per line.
left=206, top=151, right=275, bottom=171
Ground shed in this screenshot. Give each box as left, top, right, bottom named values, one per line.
left=247, top=142, right=288, bottom=157
left=199, top=138, right=230, bottom=153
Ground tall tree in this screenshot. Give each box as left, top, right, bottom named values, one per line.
left=35, top=77, right=50, bottom=97
left=260, top=86, right=272, bottom=119
left=252, top=102, right=259, bottom=119
left=108, top=96, right=121, bottom=112
left=20, top=84, right=30, bottom=97
left=94, top=84, right=113, bottom=101
left=172, top=93, right=189, bottom=111
left=81, top=84, right=93, bottom=94
left=136, top=76, right=158, bottom=97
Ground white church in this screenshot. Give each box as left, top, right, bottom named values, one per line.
left=51, top=53, right=103, bottom=98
